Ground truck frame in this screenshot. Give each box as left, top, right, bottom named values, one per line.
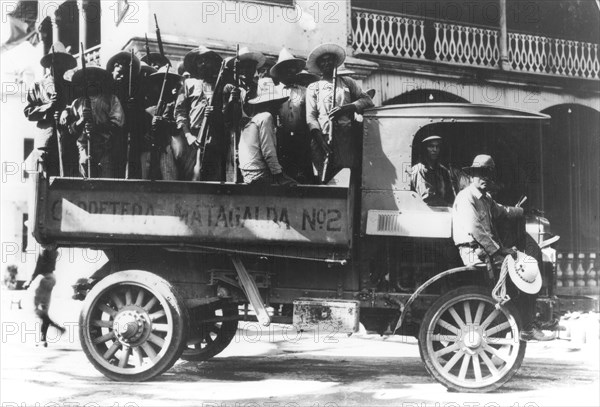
left=32, top=103, right=558, bottom=392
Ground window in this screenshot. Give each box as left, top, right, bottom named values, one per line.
left=243, top=0, right=295, bottom=8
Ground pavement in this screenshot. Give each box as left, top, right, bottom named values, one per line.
left=1, top=286, right=599, bottom=407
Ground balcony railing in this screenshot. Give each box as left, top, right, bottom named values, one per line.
left=74, top=44, right=102, bottom=67
left=351, top=8, right=600, bottom=80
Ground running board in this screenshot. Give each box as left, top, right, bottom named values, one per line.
left=230, top=255, right=271, bottom=326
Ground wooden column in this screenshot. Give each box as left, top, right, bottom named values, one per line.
left=77, top=0, right=88, bottom=52
left=499, top=0, right=510, bottom=70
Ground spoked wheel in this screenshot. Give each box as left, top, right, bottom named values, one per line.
left=418, top=286, right=526, bottom=393
left=181, top=302, right=239, bottom=361
left=79, top=270, right=188, bottom=382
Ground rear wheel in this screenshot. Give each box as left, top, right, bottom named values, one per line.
left=181, top=302, right=239, bottom=361
left=79, top=270, right=188, bottom=381
left=418, top=286, right=526, bottom=392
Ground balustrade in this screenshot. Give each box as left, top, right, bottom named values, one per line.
left=351, top=8, right=599, bottom=80
left=352, top=8, right=426, bottom=60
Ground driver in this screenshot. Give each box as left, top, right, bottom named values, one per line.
left=452, top=154, right=553, bottom=342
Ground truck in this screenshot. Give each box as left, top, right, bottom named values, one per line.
left=31, top=103, right=560, bottom=392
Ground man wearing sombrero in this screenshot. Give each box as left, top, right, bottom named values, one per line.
left=175, top=46, right=224, bottom=180
left=140, top=66, right=182, bottom=180
left=222, top=46, right=265, bottom=182
left=306, top=43, right=373, bottom=182
left=238, top=77, right=296, bottom=186
left=24, top=41, right=78, bottom=176
left=411, top=135, right=455, bottom=206
left=452, top=154, right=553, bottom=341
left=62, top=65, right=125, bottom=178
left=107, top=51, right=143, bottom=178
left=270, top=47, right=313, bottom=184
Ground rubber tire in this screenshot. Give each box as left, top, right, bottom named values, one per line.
left=418, top=285, right=526, bottom=393
left=181, top=302, right=239, bottom=361
left=79, top=270, right=189, bottom=382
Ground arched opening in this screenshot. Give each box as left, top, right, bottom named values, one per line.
left=383, top=89, right=469, bottom=105
left=541, top=104, right=600, bottom=254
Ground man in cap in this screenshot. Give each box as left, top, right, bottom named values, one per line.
left=238, top=78, right=296, bottom=186
left=306, top=43, right=373, bottom=183
left=411, top=135, right=455, bottom=206
left=24, top=42, right=77, bottom=176
left=452, top=154, right=552, bottom=341
left=270, top=47, right=313, bottom=184
left=61, top=66, right=125, bottom=178
left=175, top=46, right=224, bottom=180
left=222, top=46, right=265, bottom=182
left=107, top=51, right=143, bottom=178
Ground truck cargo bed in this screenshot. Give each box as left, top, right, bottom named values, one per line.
left=33, top=176, right=352, bottom=260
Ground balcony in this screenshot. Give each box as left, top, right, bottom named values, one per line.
left=73, top=44, right=102, bottom=68
left=351, top=7, right=600, bottom=80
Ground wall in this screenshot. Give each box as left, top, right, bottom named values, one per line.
left=101, top=0, right=349, bottom=59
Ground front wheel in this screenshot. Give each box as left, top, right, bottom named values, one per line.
left=418, top=286, right=526, bottom=393
left=79, top=270, right=188, bottom=382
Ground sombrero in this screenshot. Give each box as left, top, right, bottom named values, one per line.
left=71, top=67, right=113, bottom=89
left=295, top=70, right=319, bottom=87
left=306, top=43, right=346, bottom=74
left=248, top=77, right=289, bottom=105
left=139, top=62, right=158, bottom=79
left=505, top=251, right=542, bottom=294
left=141, top=52, right=170, bottom=68
left=183, top=46, right=222, bottom=75
left=146, top=66, right=182, bottom=104
left=40, top=42, right=77, bottom=70
left=269, top=48, right=305, bottom=78
left=106, top=51, right=141, bottom=76
left=226, top=46, right=266, bottom=69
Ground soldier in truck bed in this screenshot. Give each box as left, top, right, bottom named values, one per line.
left=23, top=42, right=78, bottom=177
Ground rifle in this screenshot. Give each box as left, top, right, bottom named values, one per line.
left=50, top=46, right=65, bottom=177
left=149, top=65, right=171, bottom=180
left=232, top=44, right=241, bottom=183
left=321, top=64, right=338, bottom=183
left=124, top=48, right=134, bottom=179
left=80, top=42, right=92, bottom=178
left=144, top=33, right=151, bottom=61
left=154, top=14, right=165, bottom=57
left=192, top=60, right=227, bottom=181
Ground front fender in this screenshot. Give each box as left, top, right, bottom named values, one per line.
left=393, top=265, right=480, bottom=333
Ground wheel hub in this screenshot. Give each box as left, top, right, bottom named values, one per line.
left=463, top=328, right=482, bottom=350
left=113, top=309, right=147, bottom=343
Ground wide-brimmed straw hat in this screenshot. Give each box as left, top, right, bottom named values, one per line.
left=139, top=62, right=158, bottom=79
left=270, top=48, right=305, bottom=78
left=306, top=43, right=346, bottom=74
left=226, top=46, right=266, bottom=69
left=295, top=70, right=319, bottom=86
left=183, top=46, right=222, bottom=75
left=106, top=51, right=141, bottom=76
left=40, top=42, right=77, bottom=70
left=146, top=66, right=182, bottom=104
left=71, top=66, right=113, bottom=90
left=248, top=77, right=289, bottom=105
left=141, top=52, right=170, bottom=68
left=463, top=154, right=495, bottom=173
left=505, top=251, right=542, bottom=294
